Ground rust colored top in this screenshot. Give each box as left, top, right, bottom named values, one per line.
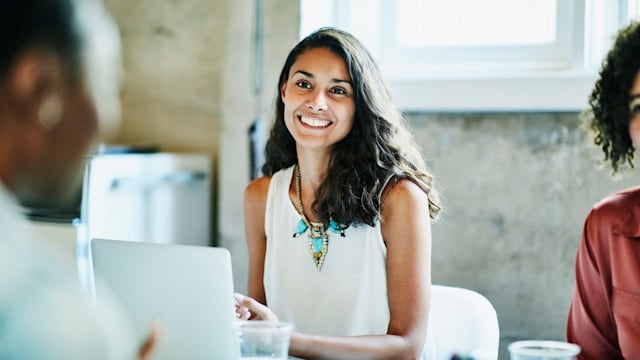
left=567, top=186, right=640, bottom=359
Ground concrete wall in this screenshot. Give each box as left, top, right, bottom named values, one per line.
left=106, top=0, right=225, bottom=151
left=410, top=112, right=640, bottom=358
left=103, top=1, right=640, bottom=358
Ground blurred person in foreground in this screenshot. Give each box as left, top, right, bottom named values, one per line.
left=566, top=21, right=640, bottom=359
left=0, top=0, right=156, bottom=358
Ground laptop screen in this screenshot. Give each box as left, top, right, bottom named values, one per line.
left=91, top=238, right=239, bottom=359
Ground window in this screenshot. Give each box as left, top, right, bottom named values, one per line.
left=395, top=1, right=557, bottom=48
left=300, top=0, right=638, bottom=112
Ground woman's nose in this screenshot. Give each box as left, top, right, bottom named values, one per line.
left=306, top=91, right=327, bottom=111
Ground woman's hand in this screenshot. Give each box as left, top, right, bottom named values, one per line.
left=234, top=293, right=279, bottom=322
left=234, top=293, right=252, bottom=320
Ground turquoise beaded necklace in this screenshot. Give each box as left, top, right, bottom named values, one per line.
left=292, top=165, right=345, bottom=270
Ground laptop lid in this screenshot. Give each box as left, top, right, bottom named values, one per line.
left=90, top=238, right=239, bottom=359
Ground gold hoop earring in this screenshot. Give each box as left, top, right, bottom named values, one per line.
left=38, top=95, right=62, bottom=130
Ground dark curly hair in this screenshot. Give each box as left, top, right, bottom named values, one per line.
left=585, top=21, right=640, bottom=173
left=262, top=27, right=441, bottom=227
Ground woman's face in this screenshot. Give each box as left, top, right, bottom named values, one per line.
left=281, top=47, right=356, bottom=153
left=628, top=69, right=640, bottom=149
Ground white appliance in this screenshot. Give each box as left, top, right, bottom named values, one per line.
left=75, top=151, right=212, bottom=290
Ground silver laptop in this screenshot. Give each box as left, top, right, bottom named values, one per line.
left=90, top=238, right=239, bottom=359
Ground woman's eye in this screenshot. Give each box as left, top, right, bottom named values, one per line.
left=629, top=98, right=640, bottom=114
left=295, top=81, right=311, bottom=89
left=330, top=87, right=347, bottom=95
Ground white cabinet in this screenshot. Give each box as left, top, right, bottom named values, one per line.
left=76, top=152, right=212, bottom=289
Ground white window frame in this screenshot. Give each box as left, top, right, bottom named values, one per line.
left=300, top=0, right=636, bottom=112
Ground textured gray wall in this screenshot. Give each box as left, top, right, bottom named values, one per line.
left=105, top=0, right=225, bottom=152
left=410, top=112, right=640, bottom=358
left=103, top=1, right=640, bottom=358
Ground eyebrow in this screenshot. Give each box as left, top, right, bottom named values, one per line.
left=294, top=70, right=353, bottom=86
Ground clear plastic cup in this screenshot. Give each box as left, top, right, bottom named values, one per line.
left=236, top=321, right=293, bottom=359
left=508, top=340, right=581, bottom=360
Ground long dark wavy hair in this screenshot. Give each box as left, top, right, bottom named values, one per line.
left=262, top=27, right=441, bottom=227
left=585, top=21, right=640, bottom=173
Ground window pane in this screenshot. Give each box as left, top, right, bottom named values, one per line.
left=396, top=0, right=557, bottom=47
left=631, top=0, right=640, bottom=19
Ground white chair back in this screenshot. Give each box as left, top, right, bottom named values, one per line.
left=428, top=285, right=500, bottom=360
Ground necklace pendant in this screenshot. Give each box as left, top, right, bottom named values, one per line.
left=308, top=232, right=328, bottom=271
left=293, top=219, right=308, bottom=237
left=294, top=165, right=333, bottom=271
left=329, top=219, right=346, bottom=237
left=309, top=225, right=324, bottom=239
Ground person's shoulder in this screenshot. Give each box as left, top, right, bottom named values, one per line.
left=381, top=178, right=428, bottom=208
left=592, top=186, right=640, bottom=214
left=587, top=186, right=640, bottom=236
left=244, top=176, right=273, bottom=201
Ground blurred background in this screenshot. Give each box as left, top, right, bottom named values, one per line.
left=28, top=1, right=640, bottom=358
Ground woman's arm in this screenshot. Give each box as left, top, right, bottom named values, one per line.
left=566, top=210, right=622, bottom=359
left=243, top=176, right=271, bottom=307
left=287, top=179, right=432, bottom=360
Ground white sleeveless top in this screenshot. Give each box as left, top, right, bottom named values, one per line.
left=263, top=166, right=434, bottom=359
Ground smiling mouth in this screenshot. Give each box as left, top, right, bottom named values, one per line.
left=298, top=114, right=332, bottom=128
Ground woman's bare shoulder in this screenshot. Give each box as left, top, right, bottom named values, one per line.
left=381, top=178, right=428, bottom=209
left=244, top=176, right=273, bottom=203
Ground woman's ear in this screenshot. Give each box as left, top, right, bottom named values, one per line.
left=280, top=81, right=287, bottom=101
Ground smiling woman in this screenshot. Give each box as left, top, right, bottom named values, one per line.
left=236, top=27, right=441, bottom=360
left=281, top=47, right=356, bottom=151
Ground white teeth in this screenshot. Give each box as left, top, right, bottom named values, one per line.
left=299, top=115, right=331, bottom=127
